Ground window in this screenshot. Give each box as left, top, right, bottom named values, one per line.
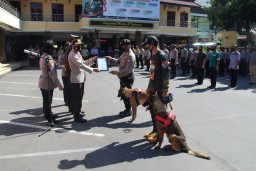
left=30, top=2, right=43, bottom=21
left=75, top=5, right=82, bottom=22
left=180, top=12, right=188, bottom=27
left=167, top=11, right=175, bottom=26
left=52, top=3, right=64, bottom=22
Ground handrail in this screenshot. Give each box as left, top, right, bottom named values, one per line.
left=0, top=0, right=19, bottom=18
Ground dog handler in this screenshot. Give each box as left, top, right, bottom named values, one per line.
left=141, top=36, right=170, bottom=142
left=106, top=39, right=136, bottom=117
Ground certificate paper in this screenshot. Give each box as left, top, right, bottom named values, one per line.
left=97, top=58, right=108, bottom=71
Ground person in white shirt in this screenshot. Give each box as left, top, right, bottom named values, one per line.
left=169, top=44, right=178, bottom=79
left=228, top=45, right=240, bottom=88
left=81, top=45, right=89, bottom=60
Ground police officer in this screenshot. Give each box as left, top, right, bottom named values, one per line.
left=39, top=40, right=63, bottom=125
left=106, top=39, right=136, bottom=117
left=68, top=39, right=100, bottom=122
left=63, top=34, right=81, bottom=113
left=141, top=36, right=170, bottom=142
left=58, top=42, right=70, bottom=105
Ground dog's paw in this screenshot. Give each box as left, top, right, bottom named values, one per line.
left=128, top=119, right=134, bottom=123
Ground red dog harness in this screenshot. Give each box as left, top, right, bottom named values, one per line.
left=155, top=111, right=176, bottom=132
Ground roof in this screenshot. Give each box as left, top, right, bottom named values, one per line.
left=161, top=0, right=201, bottom=8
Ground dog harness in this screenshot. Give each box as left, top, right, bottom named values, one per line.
left=155, top=111, right=176, bottom=132
left=128, top=89, right=149, bottom=107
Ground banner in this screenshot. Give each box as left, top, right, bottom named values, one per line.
left=82, top=0, right=160, bottom=21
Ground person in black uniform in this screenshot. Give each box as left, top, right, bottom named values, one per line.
left=141, top=36, right=170, bottom=142
left=195, top=46, right=206, bottom=85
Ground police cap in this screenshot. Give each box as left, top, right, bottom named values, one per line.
left=120, top=39, right=131, bottom=46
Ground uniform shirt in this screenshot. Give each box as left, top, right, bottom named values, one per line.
left=58, top=52, right=67, bottom=77
left=169, top=48, right=178, bottom=64
left=180, top=48, right=188, bottom=58
left=229, top=51, right=240, bottom=69
left=114, top=49, right=135, bottom=78
left=249, top=50, right=256, bottom=67
left=190, top=51, right=197, bottom=60
left=38, top=53, right=61, bottom=90
left=220, top=51, right=227, bottom=61
left=209, top=51, right=220, bottom=67
left=145, top=50, right=151, bottom=59
left=81, top=49, right=89, bottom=57
left=148, top=50, right=169, bottom=92
left=139, top=48, right=145, bottom=58
left=163, top=48, right=169, bottom=56
left=68, top=49, right=94, bottom=83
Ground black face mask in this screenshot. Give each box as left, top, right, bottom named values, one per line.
left=120, top=45, right=126, bottom=52
left=199, top=49, right=203, bottom=52
left=74, top=46, right=81, bottom=51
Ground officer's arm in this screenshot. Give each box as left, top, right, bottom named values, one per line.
left=70, top=54, right=93, bottom=74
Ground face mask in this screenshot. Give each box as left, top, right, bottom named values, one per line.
left=74, top=46, right=81, bottom=51
left=199, top=49, right=202, bottom=52
left=120, top=45, right=126, bottom=52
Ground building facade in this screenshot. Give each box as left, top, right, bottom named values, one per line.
left=0, top=0, right=200, bottom=63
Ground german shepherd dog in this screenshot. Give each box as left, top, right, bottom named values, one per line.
left=149, top=94, right=210, bottom=159
left=119, top=87, right=149, bottom=123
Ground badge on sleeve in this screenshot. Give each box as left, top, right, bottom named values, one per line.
left=162, top=61, right=169, bottom=68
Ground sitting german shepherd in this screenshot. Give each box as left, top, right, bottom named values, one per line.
left=119, top=87, right=149, bottom=123
left=149, top=94, right=210, bottom=160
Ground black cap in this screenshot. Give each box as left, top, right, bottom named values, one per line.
left=141, top=35, right=159, bottom=47
left=120, top=39, right=131, bottom=45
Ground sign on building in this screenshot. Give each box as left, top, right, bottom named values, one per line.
left=82, top=0, right=160, bottom=21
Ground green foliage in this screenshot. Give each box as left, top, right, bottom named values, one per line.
left=206, top=0, right=256, bottom=43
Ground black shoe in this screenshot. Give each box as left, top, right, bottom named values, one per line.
left=74, top=117, right=87, bottom=123
left=207, top=86, right=214, bottom=89
left=195, top=82, right=199, bottom=85
left=119, top=110, right=126, bottom=115
left=47, top=118, right=59, bottom=124
left=119, top=110, right=131, bottom=118
left=53, top=114, right=58, bottom=119
left=249, top=82, right=255, bottom=85
left=79, top=112, right=85, bottom=117
left=145, top=69, right=149, bottom=71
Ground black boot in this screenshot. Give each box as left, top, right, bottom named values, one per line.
left=74, top=112, right=87, bottom=123
left=74, top=117, right=87, bottom=123
left=119, top=109, right=132, bottom=118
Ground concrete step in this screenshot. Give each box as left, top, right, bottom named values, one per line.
left=0, top=61, right=26, bottom=76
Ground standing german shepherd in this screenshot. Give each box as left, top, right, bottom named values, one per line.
left=119, top=87, right=149, bottom=123
left=149, top=94, right=210, bottom=160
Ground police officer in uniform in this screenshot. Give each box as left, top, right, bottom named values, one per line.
left=39, top=40, right=64, bottom=125
left=106, top=39, right=136, bottom=117
left=68, top=39, right=100, bottom=122
left=63, top=34, right=81, bottom=113
left=141, top=36, right=170, bottom=142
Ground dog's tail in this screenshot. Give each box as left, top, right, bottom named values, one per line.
left=187, top=150, right=210, bottom=160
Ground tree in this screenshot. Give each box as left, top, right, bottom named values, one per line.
left=206, top=0, right=256, bottom=45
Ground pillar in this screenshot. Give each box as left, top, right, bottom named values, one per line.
left=0, top=29, right=6, bottom=63
left=135, top=31, right=141, bottom=47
